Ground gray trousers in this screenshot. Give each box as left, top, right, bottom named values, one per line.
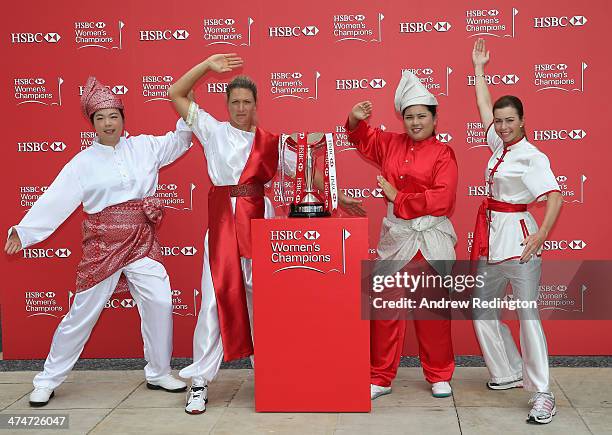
left=473, top=258, right=550, bottom=393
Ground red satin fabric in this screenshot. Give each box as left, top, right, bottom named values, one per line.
left=76, top=197, right=164, bottom=293
left=370, top=251, right=455, bottom=386
left=207, top=127, right=279, bottom=362
left=470, top=198, right=528, bottom=264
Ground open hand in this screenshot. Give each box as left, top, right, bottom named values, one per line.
left=519, top=230, right=546, bottom=263
left=377, top=175, right=397, bottom=202
left=339, top=191, right=366, bottom=216
left=351, top=101, right=373, bottom=122
left=472, top=38, right=490, bottom=68
left=205, top=53, right=244, bottom=73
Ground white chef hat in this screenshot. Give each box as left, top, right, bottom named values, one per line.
left=394, top=70, right=438, bottom=114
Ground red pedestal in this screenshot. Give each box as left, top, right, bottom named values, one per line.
left=252, top=217, right=370, bottom=412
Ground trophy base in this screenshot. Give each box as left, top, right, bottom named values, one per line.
left=289, top=203, right=330, bottom=218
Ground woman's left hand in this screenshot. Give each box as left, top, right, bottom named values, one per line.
left=377, top=175, right=398, bottom=202
left=520, top=230, right=547, bottom=263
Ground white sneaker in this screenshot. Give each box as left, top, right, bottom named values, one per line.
left=370, top=384, right=392, bottom=400
left=185, top=385, right=208, bottom=415
left=29, top=387, right=54, bottom=407
left=527, top=392, right=556, bottom=424
left=431, top=381, right=452, bottom=398
left=487, top=377, right=523, bottom=390
left=146, top=374, right=187, bottom=392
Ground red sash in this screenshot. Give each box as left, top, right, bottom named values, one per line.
left=208, top=127, right=279, bottom=361
left=76, top=197, right=164, bottom=293
left=470, top=198, right=528, bottom=266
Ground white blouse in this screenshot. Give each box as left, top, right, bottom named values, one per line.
left=13, top=119, right=192, bottom=248
left=485, top=124, right=560, bottom=263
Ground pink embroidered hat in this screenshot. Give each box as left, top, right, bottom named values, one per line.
left=80, top=76, right=124, bottom=118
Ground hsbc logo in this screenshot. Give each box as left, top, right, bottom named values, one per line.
left=139, top=29, right=190, bottom=41
left=171, top=290, right=181, bottom=296
left=467, top=74, right=519, bottom=86
left=533, top=129, right=586, bottom=141
left=11, top=32, right=61, bottom=44
left=112, top=85, right=128, bottom=95
left=25, top=291, right=58, bottom=298
left=303, top=230, right=320, bottom=240
left=436, top=133, right=453, bottom=143
left=105, top=298, right=137, bottom=309
left=22, top=248, right=71, bottom=259
left=399, top=21, right=452, bottom=33
left=342, top=188, right=384, bottom=199
left=542, top=240, right=587, bottom=251
left=336, top=78, right=386, bottom=90
left=46, top=291, right=55, bottom=298
left=534, top=15, right=588, bottom=28
left=161, top=246, right=198, bottom=256
left=157, top=183, right=177, bottom=190
left=17, top=141, right=66, bottom=152
left=534, top=63, right=569, bottom=71
left=269, top=25, right=319, bottom=37
left=488, top=9, right=499, bottom=16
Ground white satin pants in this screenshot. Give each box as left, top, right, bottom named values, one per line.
left=33, top=257, right=174, bottom=389
left=179, top=232, right=254, bottom=386
left=473, top=257, right=550, bottom=393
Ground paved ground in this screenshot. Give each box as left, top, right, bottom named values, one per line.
left=0, top=367, right=610, bottom=434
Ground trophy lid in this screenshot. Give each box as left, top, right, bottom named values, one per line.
left=285, top=132, right=326, bottom=146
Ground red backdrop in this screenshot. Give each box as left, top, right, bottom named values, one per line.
left=1, top=0, right=610, bottom=359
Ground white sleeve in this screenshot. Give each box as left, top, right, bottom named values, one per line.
left=185, top=101, right=222, bottom=153
left=521, top=152, right=560, bottom=201
left=486, top=122, right=503, bottom=153
left=11, top=161, right=83, bottom=248
left=142, top=118, right=193, bottom=168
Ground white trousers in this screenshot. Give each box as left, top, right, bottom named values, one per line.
left=33, top=257, right=174, bottom=389
left=473, top=257, right=550, bottom=393
left=179, top=232, right=254, bottom=386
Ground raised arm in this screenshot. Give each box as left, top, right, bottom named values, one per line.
left=472, top=38, right=493, bottom=128
left=168, top=53, right=244, bottom=120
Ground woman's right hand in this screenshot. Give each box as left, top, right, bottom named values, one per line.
left=205, top=53, right=244, bottom=74
left=472, top=38, right=490, bottom=68
left=5, top=229, right=22, bottom=255
left=351, top=101, right=373, bottom=122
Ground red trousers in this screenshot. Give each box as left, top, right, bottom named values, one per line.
left=370, top=252, right=455, bottom=387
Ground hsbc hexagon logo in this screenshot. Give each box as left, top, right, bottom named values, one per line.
left=434, top=21, right=452, bottom=32
left=502, top=74, right=519, bottom=85
left=171, top=290, right=181, bottom=296
left=557, top=64, right=568, bottom=71
left=291, top=72, right=302, bottom=79
left=50, top=141, right=66, bottom=152
left=112, top=85, right=128, bottom=95
left=303, top=230, right=320, bottom=240
left=422, top=68, right=434, bottom=75
left=173, top=29, right=189, bottom=40
left=45, top=291, right=56, bottom=298
left=570, top=16, right=587, bottom=26
left=35, top=78, right=45, bottom=85
left=488, top=9, right=499, bottom=16
left=569, top=240, right=586, bottom=250
left=181, top=246, right=198, bottom=256
left=436, top=133, right=453, bottom=143
left=96, top=22, right=106, bottom=29
left=569, top=129, right=586, bottom=140
left=371, top=188, right=384, bottom=198
left=163, top=75, right=173, bottom=83
left=44, top=33, right=61, bottom=43
left=121, top=298, right=136, bottom=308
left=369, top=78, right=386, bottom=89
left=55, top=248, right=72, bottom=258
left=225, top=18, right=235, bottom=25
left=355, top=15, right=366, bottom=21
left=302, top=26, right=319, bottom=36
left=557, top=175, right=568, bottom=183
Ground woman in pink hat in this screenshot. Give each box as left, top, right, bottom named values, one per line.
left=4, top=76, right=192, bottom=407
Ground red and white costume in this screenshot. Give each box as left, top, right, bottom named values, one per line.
left=179, top=102, right=295, bottom=385
left=347, top=118, right=458, bottom=387
left=472, top=125, right=560, bottom=393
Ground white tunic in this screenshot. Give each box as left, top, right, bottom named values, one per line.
left=13, top=119, right=192, bottom=248
left=189, top=103, right=295, bottom=214
left=485, top=124, right=560, bottom=263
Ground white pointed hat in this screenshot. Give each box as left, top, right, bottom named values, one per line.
left=394, top=70, right=438, bottom=114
